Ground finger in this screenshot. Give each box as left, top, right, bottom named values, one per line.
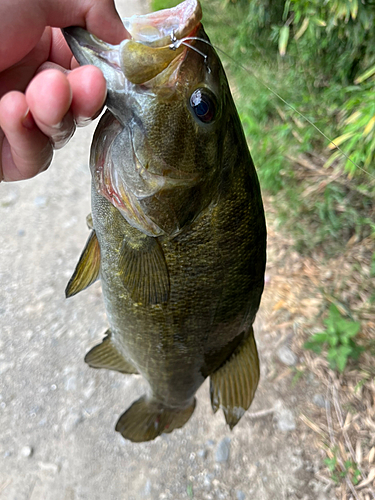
left=67, top=66, right=106, bottom=126
left=82, top=0, right=129, bottom=44
left=0, top=3, right=46, bottom=72
left=0, top=27, right=52, bottom=97
left=25, top=69, right=76, bottom=149
left=44, top=0, right=129, bottom=45
left=49, top=28, right=75, bottom=69
left=0, top=91, right=53, bottom=182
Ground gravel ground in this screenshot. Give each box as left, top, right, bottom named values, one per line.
left=0, top=1, right=333, bottom=499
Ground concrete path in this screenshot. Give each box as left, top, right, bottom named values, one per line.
left=0, top=2, right=330, bottom=499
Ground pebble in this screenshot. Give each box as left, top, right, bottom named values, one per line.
left=1, top=190, right=18, bottom=207
left=277, top=345, right=297, bottom=366
left=34, top=196, right=47, bottom=208
left=20, top=445, right=33, bottom=458
left=236, top=491, right=246, bottom=500
left=197, top=449, right=208, bottom=459
left=215, top=437, right=231, bottom=462
left=313, top=394, right=326, bottom=408
left=203, top=473, right=213, bottom=488
left=275, top=408, right=296, bottom=432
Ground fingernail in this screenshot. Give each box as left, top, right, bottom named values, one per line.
left=75, top=116, right=93, bottom=127
left=76, top=106, right=104, bottom=128
left=21, top=109, right=35, bottom=130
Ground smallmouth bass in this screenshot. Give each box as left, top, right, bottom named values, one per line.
left=63, top=0, right=266, bottom=443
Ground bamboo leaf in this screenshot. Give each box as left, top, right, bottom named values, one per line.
left=344, top=111, right=362, bottom=125
left=354, top=64, right=375, bottom=84
left=350, top=0, right=358, bottom=20
left=328, top=132, right=355, bottom=149
left=364, top=116, right=375, bottom=136
left=278, top=26, right=290, bottom=57
left=294, top=18, right=309, bottom=40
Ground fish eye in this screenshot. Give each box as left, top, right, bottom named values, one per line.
left=189, top=88, right=216, bottom=124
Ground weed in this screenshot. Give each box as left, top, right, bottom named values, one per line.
left=304, top=304, right=364, bottom=372
left=324, top=453, right=361, bottom=485
left=187, top=482, right=194, bottom=498
left=291, top=367, right=305, bottom=387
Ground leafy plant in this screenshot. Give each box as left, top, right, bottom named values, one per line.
left=304, top=304, right=363, bottom=372
left=324, top=453, right=361, bottom=484
left=324, top=455, right=339, bottom=483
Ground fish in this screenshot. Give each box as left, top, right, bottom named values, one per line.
left=62, top=0, right=266, bottom=443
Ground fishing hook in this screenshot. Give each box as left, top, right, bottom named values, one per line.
left=169, top=34, right=211, bottom=73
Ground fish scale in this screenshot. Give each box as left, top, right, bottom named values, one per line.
left=63, top=0, right=266, bottom=442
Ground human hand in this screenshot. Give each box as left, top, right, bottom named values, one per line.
left=0, top=0, right=129, bottom=182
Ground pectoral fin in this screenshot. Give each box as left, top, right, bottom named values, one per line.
left=210, top=327, right=260, bottom=429
left=85, top=332, right=138, bottom=374
left=119, top=233, right=169, bottom=305
left=65, top=230, right=100, bottom=298
left=115, top=396, right=196, bottom=442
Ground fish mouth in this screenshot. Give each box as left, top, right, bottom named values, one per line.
left=123, top=0, right=201, bottom=47
left=63, top=0, right=202, bottom=86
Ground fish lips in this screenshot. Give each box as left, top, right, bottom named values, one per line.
left=62, top=0, right=202, bottom=90
left=62, top=28, right=126, bottom=92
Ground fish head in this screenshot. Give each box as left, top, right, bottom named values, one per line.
left=63, top=0, right=234, bottom=236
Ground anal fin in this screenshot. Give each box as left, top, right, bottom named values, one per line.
left=65, top=230, right=100, bottom=298
left=115, top=396, right=196, bottom=442
left=119, top=233, right=169, bottom=305
left=210, top=326, right=260, bottom=429
left=85, top=333, right=138, bottom=374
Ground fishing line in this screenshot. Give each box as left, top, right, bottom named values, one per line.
left=174, top=36, right=375, bottom=181
left=180, top=42, right=210, bottom=70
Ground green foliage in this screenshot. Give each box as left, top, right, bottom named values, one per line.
left=304, top=304, right=363, bottom=372
left=291, top=367, right=305, bottom=387
left=150, top=0, right=180, bottom=11
left=204, top=0, right=375, bottom=182
left=326, top=83, right=375, bottom=176
left=324, top=453, right=361, bottom=484
left=262, top=0, right=375, bottom=177
left=324, top=455, right=339, bottom=483
left=186, top=482, right=194, bottom=498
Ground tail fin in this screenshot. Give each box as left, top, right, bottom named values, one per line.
left=115, top=396, right=196, bottom=442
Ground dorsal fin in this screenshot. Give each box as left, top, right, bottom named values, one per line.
left=65, top=230, right=100, bottom=298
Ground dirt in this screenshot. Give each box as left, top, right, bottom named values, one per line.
left=0, top=1, right=333, bottom=499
